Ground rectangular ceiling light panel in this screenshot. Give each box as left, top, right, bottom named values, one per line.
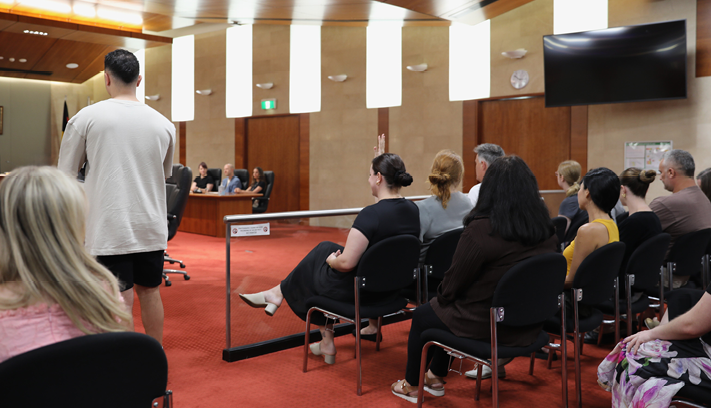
left=289, top=25, right=321, bottom=114
left=449, top=20, right=490, bottom=101
left=172, top=35, right=194, bottom=122
left=226, top=25, right=253, bottom=118
left=366, top=24, right=402, bottom=109
left=554, top=0, right=607, bottom=35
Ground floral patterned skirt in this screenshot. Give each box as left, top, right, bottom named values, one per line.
left=597, top=338, right=711, bottom=407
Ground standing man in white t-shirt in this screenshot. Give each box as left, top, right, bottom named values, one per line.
left=468, top=143, right=505, bottom=206
left=58, top=49, right=175, bottom=345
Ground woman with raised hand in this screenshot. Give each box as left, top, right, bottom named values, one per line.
left=239, top=150, right=419, bottom=364
left=390, top=156, right=557, bottom=403
left=0, top=166, right=130, bottom=363
left=358, top=149, right=473, bottom=342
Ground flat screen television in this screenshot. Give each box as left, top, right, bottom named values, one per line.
left=543, top=20, right=687, bottom=107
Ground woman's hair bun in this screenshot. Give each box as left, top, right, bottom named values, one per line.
left=639, top=169, right=657, bottom=184
left=397, top=171, right=413, bottom=187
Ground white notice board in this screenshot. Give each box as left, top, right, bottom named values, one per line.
left=624, top=141, right=672, bottom=171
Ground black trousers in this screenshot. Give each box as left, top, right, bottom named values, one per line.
left=405, top=302, right=454, bottom=385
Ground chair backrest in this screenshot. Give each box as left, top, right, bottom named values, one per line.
left=551, top=217, right=567, bottom=250
left=492, top=253, right=567, bottom=327
left=0, top=332, right=168, bottom=408
left=423, top=228, right=463, bottom=279
left=625, top=233, right=671, bottom=292
left=262, top=171, right=274, bottom=199
left=234, top=169, right=249, bottom=187
left=572, top=241, right=626, bottom=306
left=207, top=168, right=222, bottom=191
left=166, top=164, right=192, bottom=240
left=357, top=235, right=421, bottom=293
left=564, top=214, right=588, bottom=246
left=667, top=228, right=711, bottom=277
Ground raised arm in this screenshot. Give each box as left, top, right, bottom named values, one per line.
left=373, top=134, right=386, bottom=158
left=327, top=228, right=369, bottom=272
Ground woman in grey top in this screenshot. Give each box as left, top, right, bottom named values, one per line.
left=359, top=149, right=473, bottom=341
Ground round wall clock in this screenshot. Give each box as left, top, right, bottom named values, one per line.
left=511, top=70, right=529, bottom=89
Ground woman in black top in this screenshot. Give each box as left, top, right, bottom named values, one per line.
left=190, top=162, right=214, bottom=193
left=239, top=153, right=419, bottom=363
left=235, top=167, right=266, bottom=194
left=618, top=168, right=662, bottom=289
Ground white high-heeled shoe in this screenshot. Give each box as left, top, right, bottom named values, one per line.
left=238, top=293, right=278, bottom=316
left=309, top=342, right=336, bottom=364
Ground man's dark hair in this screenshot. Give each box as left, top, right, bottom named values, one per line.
left=104, top=49, right=139, bottom=85
left=464, top=155, right=554, bottom=246
left=581, top=167, right=621, bottom=214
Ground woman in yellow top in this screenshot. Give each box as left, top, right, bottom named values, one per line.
left=563, top=167, right=621, bottom=289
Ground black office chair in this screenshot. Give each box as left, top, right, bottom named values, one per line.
left=415, top=253, right=568, bottom=408
left=253, top=171, right=274, bottom=214
left=0, top=332, right=173, bottom=407
left=303, top=235, right=421, bottom=396
left=703, top=239, right=711, bottom=290
left=597, top=233, right=670, bottom=340
left=648, top=229, right=711, bottom=316
left=671, top=384, right=711, bottom=407
left=164, top=163, right=192, bottom=286
left=234, top=169, right=249, bottom=188
left=551, top=216, right=568, bottom=252
left=544, top=241, right=626, bottom=408
left=207, top=168, right=222, bottom=191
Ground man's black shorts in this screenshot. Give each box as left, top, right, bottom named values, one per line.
left=96, top=250, right=164, bottom=290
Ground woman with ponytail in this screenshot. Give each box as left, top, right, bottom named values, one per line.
left=556, top=160, right=587, bottom=234
left=239, top=148, right=419, bottom=364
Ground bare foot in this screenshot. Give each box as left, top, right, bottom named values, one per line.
left=263, top=287, right=283, bottom=307
left=361, top=325, right=378, bottom=335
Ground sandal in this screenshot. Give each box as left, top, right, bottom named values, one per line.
left=391, top=379, right=418, bottom=403
left=424, top=374, right=445, bottom=397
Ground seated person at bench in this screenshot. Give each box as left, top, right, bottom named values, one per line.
left=220, top=163, right=242, bottom=194
left=191, top=162, right=215, bottom=193
left=234, top=167, right=266, bottom=194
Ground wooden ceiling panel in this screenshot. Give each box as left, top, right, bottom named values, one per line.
left=0, top=31, right=57, bottom=69
left=29, top=39, right=110, bottom=82
left=72, top=46, right=119, bottom=83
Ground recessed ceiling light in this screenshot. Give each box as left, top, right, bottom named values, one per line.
left=66, top=63, right=78, bottom=69
left=0, top=57, right=4, bottom=60
left=9, top=58, right=15, bottom=62
left=19, top=59, right=26, bottom=63
left=23, top=30, right=48, bottom=36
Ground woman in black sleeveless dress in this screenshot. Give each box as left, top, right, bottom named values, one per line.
left=239, top=152, right=419, bottom=363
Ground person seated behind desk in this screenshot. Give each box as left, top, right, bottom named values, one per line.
left=358, top=149, right=473, bottom=342
left=191, top=161, right=215, bottom=193
left=234, top=167, right=267, bottom=207
left=390, top=156, right=558, bottom=402
left=238, top=152, right=419, bottom=364
left=0, top=166, right=130, bottom=363
left=220, top=163, right=242, bottom=194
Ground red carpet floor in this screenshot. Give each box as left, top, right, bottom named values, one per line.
left=131, top=228, right=615, bottom=407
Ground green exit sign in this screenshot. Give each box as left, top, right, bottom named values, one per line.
left=261, top=99, right=277, bottom=110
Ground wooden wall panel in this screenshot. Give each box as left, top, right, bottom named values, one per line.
left=570, top=105, right=588, bottom=173
left=246, top=115, right=301, bottom=213
left=235, top=117, right=247, bottom=169
left=462, top=100, right=479, bottom=192
left=179, top=122, right=186, bottom=166
left=478, top=97, right=570, bottom=191
left=698, top=0, right=711, bottom=77
left=299, top=113, right=309, bottom=211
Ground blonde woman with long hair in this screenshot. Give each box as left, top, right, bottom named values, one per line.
left=358, top=149, right=473, bottom=342
left=0, top=166, right=130, bottom=363
left=556, top=160, right=587, bottom=235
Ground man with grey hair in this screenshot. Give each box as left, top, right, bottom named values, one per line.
left=650, top=149, right=711, bottom=287
left=468, top=143, right=505, bottom=206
